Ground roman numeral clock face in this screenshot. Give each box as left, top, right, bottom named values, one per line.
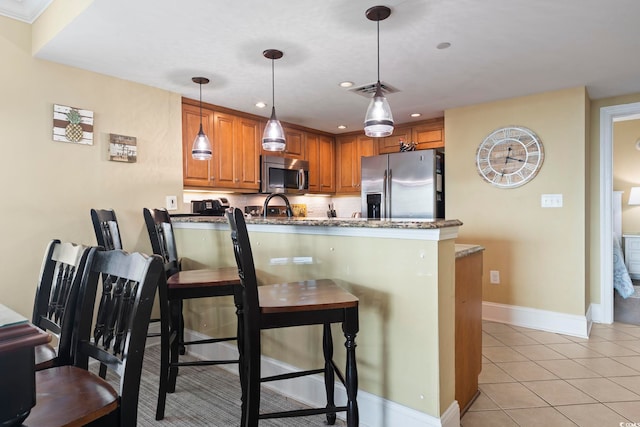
left=476, top=126, right=544, bottom=188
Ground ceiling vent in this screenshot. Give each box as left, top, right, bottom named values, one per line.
left=348, top=81, right=399, bottom=98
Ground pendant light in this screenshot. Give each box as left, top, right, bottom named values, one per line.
left=262, top=49, right=286, bottom=152
left=364, top=6, right=394, bottom=138
left=191, top=77, right=212, bottom=160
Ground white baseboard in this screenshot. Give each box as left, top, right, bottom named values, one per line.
left=482, top=301, right=591, bottom=338
left=179, top=328, right=460, bottom=427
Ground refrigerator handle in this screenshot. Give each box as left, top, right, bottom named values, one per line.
left=387, top=168, right=392, bottom=219
left=383, top=169, right=388, bottom=219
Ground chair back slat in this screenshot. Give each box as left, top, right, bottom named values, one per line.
left=73, top=247, right=164, bottom=425
left=143, top=208, right=180, bottom=277
left=225, top=208, right=260, bottom=319
left=91, top=208, right=123, bottom=250
left=32, top=240, right=90, bottom=365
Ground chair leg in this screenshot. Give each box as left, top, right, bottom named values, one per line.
left=234, top=291, right=247, bottom=426
left=178, top=300, right=186, bottom=355
left=156, top=299, right=171, bottom=420
left=243, top=326, right=261, bottom=427
left=343, top=308, right=359, bottom=427
left=323, top=323, right=337, bottom=425
left=168, top=299, right=182, bottom=392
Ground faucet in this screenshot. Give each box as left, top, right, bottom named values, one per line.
left=262, top=193, right=293, bottom=218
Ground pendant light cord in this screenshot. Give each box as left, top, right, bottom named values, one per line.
left=271, top=57, right=275, bottom=108
left=376, top=17, right=380, bottom=83
left=199, top=81, right=203, bottom=129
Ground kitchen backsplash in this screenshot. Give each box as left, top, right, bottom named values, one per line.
left=181, top=191, right=361, bottom=218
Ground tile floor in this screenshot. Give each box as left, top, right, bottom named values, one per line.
left=462, top=320, right=640, bottom=427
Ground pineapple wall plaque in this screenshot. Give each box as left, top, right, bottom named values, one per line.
left=52, top=104, right=94, bottom=145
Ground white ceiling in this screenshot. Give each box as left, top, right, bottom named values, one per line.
left=18, top=0, right=640, bottom=133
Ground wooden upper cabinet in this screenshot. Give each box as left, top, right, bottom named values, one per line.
left=282, top=127, right=306, bottom=159
left=182, top=103, right=215, bottom=187
left=182, top=99, right=260, bottom=191
left=378, top=125, right=412, bottom=154
left=336, top=134, right=376, bottom=194
left=413, top=117, right=444, bottom=150
left=212, top=112, right=260, bottom=190
left=307, top=133, right=335, bottom=193
left=376, top=118, right=444, bottom=153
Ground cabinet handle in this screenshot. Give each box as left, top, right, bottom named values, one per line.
left=235, top=178, right=239, bottom=182
left=210, top=176, right=215, bottom=180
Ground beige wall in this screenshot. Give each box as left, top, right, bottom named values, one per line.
left=445, top=87, right=589, bottom=316
left=0, top=16, right=183, bottom=316
left=613, top=120, right=640, bottom=233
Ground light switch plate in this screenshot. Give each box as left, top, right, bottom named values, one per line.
left=166, top=195, right=178, bottom=211
left=541, top=194, right=563, bottom=208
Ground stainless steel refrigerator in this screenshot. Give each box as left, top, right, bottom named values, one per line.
left=361, top=149, right=444, bottom=219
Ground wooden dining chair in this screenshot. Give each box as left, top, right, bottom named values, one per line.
left=225, top=207, right=360, bottom=427
left=31, top=239, right=90, bottom=370
left=24, top=247, right=164, bottom=427
left=143, top=207, right=243, bottom=420
left=91, top=208, right=162, bottom=340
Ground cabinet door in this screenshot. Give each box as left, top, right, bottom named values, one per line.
left=212, top=112, right=236, bottom=188
left=308, top=133, right=335, bottom=193
left=378, top=126, right=411, bottom=154
left=235, top=117, right=261, bottom=190
left=336, top=135, right=358, bottom=194
left=413, top=118, right=444, bottom=150
left=357, top=135, right=376, bottom=186
left=318, top=135, right=335, bottom=192
left=182, top=103, right=214, bottom=187
left=284, top=127, right=306, bottom=159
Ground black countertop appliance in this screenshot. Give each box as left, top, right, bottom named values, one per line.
left=191, top=198, right=230, bottom=216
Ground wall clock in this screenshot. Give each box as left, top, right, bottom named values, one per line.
left=475, top=126, right=544, bottom=188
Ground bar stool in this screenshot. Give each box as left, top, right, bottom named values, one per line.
left=225, top=207, right=359, bottom=427
left=143, top=207, right=242, bottom=420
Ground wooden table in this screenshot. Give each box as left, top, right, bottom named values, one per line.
left=0, top=304, right=51, bottom=426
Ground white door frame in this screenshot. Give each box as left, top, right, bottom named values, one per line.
left=598, top=101, right=640, bottom=324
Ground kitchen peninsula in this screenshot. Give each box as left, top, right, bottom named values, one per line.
left=171, top=215, right=475, bottom=427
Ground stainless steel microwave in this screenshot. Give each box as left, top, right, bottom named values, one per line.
left=260, top=156, right=309, bottom=194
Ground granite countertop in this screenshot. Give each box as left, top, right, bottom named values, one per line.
left=455, top=244, right=485, bottom=258
left=171, top=215, right=463, bottom=230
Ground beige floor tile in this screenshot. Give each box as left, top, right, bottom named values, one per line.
left=483, top=346, right=529, bottom=363
left=573, top=357, right=640, bottom=377
left=545, top=343, right=605, bottom=358
left=589, top=327, right=638, bottom=341
left=536, top=359, right=601, bottom=379
left=567, top=378, right=640, bottom=402
left=521, top=330, right=575, bottom=344
left=581, top=341, right=639, bottom=356
left=506, top=407, right=578, bottom=427
left=615, top=339, right=640, bottom=353
left=479, top=363, right=516, bottom=384
left=613, top=355, right=640, bottom=371
left=610, top=375, right=640, bottom=395
left=565, top=334, right=606, bottom=343
left=479, top=382, right=548, bottom=409
left=483, top=332, right=505, bottom=347
left=613, top=324, right=640, bottom=338
left=492, top=332, right=539, bottom=346
left=482, top=322, right=519, bottom=334
left=461, top=410, right=518, bottom=427
left=512, top=344, right=567, bottom=361
left=521, top=379, right=596, bottom=406
left=482, top=355, right=491, bottom=364
left=556, top=403, right=631, bottom=427
left=496, top=361, right=558, bottom=381
left=466, top=392, right=499, bottom=411
left=605, top=401, right=640, bottom=423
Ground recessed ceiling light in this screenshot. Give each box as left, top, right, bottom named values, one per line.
left=410, top=113, right=422, bottom=118
left=339, top=81, right=354, bottom=88
left=337, top=125, right=347, bottom=129
left=255, top=102, right=266, bottom=108
left=437, top=42, right=451, bottom=50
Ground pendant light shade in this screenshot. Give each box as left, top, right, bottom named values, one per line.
left=262, top=49, right=286, bottom=152
left=191, top=77, right=212, bottom=160
left=364, top=6, right=394, bottom=138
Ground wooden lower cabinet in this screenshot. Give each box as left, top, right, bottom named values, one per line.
left=336, top=134, right=376, bottom=194
left=455, top=249, right=483, bottom=414
left=307, top=133, right=335, bottom=193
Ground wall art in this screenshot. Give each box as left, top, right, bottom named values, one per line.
left=109, top=133, right=137, bottom=163
left=52, top=104, right=94, bottom=145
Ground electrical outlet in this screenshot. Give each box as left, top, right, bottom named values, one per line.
left=490, top=270, right=500, bottom=284
left=166, top=195, right=178, bottom=211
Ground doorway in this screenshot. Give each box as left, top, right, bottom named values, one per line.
left=599, top=102, right=640, bottom=324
